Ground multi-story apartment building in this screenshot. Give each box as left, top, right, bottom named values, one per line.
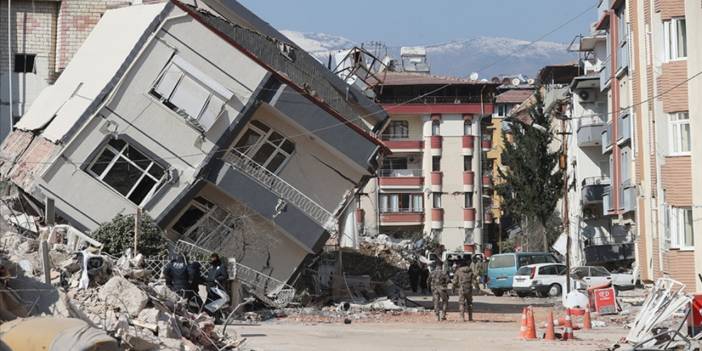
left=0, top=0, right=143, bottom=141
left=566, top=0, right=699, bottom=288
left=689, top=0, right=702, bottom=292
left=0, top=0, right=387, bottom=290
left=358, top=72, right=497, bottom=254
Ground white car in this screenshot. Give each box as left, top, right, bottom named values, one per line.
left=512, top=263, right=569, bottom=297
left=570, top=266, right=613, bottom=289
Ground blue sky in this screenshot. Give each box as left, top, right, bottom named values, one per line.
left=238, top=0, right=597, bottom=45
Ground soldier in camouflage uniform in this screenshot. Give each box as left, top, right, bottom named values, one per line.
left=453, top=261, right=475, bottom=322
left=428, top=264, right=449, bottom=321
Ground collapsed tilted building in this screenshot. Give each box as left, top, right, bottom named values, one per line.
left=0, top=0, right=388, bottom=286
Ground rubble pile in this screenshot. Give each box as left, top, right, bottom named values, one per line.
left=0, top=229, right=245, bottom=351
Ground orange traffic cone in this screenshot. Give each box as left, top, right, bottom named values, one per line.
left=563, top=309, right=575, bottom=341
left=519, top=307, right=527, bottom=339
left=544, top=310, right=556, bottom=341
left=524, top=307, right=537, bottom=340
left=583, top=306, right=592, bottom=330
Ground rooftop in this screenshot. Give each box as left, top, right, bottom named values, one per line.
left=495, top=89, right=535, bottom=104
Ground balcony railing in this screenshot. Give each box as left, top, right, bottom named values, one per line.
left=603, top=186, right=614, bottom=214
left=577, top=114, right=606, bottom=148
left=621, top=186, right=636, bottom=213
left=602, top=123, right=613, bottom=153
left=582, top=176, right=610, bottom=206
left=378, top=169, right=422, bottom=177
left=599, top=60, right=611, bottom=91
left=380, top=133, right=409, bottom=140
left=222, top=150, right=335, bottom=229
left=617, top=113, right=631, bottom=144
left=380, top=208, right=424, bottom=214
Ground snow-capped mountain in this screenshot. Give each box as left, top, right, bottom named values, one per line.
left=281, top=30, right=577, bottom=78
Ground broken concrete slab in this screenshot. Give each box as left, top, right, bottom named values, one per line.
left=98, top=276, right=148, bottom=317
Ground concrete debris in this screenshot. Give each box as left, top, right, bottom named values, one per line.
left=98, top=276, right=149, bottom=317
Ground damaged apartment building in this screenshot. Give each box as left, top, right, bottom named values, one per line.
left=0, top=0, right=387, bottom=287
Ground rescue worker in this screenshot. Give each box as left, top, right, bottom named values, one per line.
left=453, top=261, right=475, bottom=322
left=206, top=253, right=229, bottom=305
left=419, top=263, right=429, bottom=294
left=427, top=263, right=450, bottom=321
left=163, top=253, right=192, bottom=300
left=408, top=261, right=421, bottom=293
left=470, top=255, right=484, bottom=292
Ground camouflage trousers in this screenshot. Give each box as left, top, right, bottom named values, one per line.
left=432, top=290, right=449, bottom=319
left=458, top=290, right=473, bottom=320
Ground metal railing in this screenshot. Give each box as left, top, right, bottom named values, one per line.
left=380, top=133, right=410, bottom=140
left=599, top=60, right=611, bottom=90
left=379, top=207, right=424, bottom=214
left=582, top=176, right=610, bottom=187
left=222, top=150, right=336, bottom=231
left=378, top=169, right=422, bottom=177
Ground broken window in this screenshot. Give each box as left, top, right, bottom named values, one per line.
left=14, top=54, right=36, bottom=73
left=234, top=120, right=295, bottom=173
left=151, top=56, right=233, bottom=132
left=88, top=138, right=165, bottom=206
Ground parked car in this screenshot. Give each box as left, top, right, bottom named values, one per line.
left=512, top=263, right=569, bottom=297
left=570, top=266, right=613, bottom=289
left=487, top=252, right=560, bottom=296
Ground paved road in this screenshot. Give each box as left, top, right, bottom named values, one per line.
left=236, top=294, right=627, bottom=351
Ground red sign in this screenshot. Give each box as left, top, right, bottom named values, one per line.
left=593, top=287, right=617, bottom=315
left=688, top=294, right=702, bottom=337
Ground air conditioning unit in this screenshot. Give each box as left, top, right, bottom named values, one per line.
left=578, top=89, right=596, bottom=103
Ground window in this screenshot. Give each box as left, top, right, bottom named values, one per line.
left=432, top=193, right=442, bottom=208
left=382, top=120, right=409, bottom=139
left=234, top=120, right=295, bottom=173
left=14, top=54, right=36, bottom=73
left=432, top=156, right=441, bottom=172
left=620, top=147, right=631, bottom=183
left=172, top=197, right=245, bottom=247
left=431, top=119, right=440, bottom=136
left=669, top=112, right=690, bottom=154
left=463, top=120, right=472, bottom=135
left=464, top=193, right=473, bottom=208
left=463, top=156, right=472, bottom=171
left=151, top=56, right=234, bottom=131
left=379, top=193, right=423, bottom=213
left=591, top=267, right=611, bottom=277
left=496, top=104, right=511, bottom=117
left=381, top=157, right=408, bottom=170
left=489, top=255, right=515, bottom=269
left=663, top=18, right=687, bottom=61
left=539, top=265, right=558, bottom=275
left=88, top=138, right=165, bottom=206
left=668, top=206, right=694, bottom=249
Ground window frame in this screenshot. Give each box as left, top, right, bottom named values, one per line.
left=464, top=192, right=473, bottom=208
left=431, top=119, right=441, bottom=136
left=86, top=138, right=167, bottom=206
left=663, top=17, right=687, bottom=62
left=669, top=112, right=691, bottom=155
left=432, top=156, right=441, bottom=172
left=669, top=206, right=694, bottom=250
left=432, top=192, right=442, bottom=209
left=383, top=120, right=409, bottom=140
left=378, top=193, right=423, bottom=213
left=463, top=120, right=473, bottom=135
left=233, top=120, right=296, bottom=173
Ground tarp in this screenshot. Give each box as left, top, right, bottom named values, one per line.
left=14, top=3, right=169, bottom=143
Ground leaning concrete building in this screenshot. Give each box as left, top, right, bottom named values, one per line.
left=0, top=0, right=387, bottom=287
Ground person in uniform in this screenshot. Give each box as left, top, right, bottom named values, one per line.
left=470, top=255, right=484, bottom=292
left=427, top=264, right=450, bottom=321
left=408, top=261, right=421, bottom=293
left=453, top=261, right=475, bottom=322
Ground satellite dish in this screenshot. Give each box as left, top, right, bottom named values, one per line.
left=511, top=78, right=521, bottom=86
left=527, top=79, right=535, bottom=85
left=469, top=72, right=479, bottom=81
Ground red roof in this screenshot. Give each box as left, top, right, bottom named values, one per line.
left=379, top=72, right=498, bottom=86
left=495, top=89, right=534, bottom=104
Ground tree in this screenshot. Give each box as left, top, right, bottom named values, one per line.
left=92, top=214, right=168, bottom=257
left=496, top=90, right=563, bottom=251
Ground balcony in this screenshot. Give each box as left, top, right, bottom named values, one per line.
left=430, top=171, right=443, bottom=192
left=463, top=171, right=475, bottom=192
left=482, top=175, right=493, bottom=188
left=617, top=42, right=630, bottom=76
left=621, top=186, right=636, bottom=213
left=599, top=60, right=611, bottom=91
left=463, top=208, right=476, bottom=229
left=378, top=169, right=423, bottom=189
left=379, top=210, right=424, bottom=226
left=431, top=208, right=444, bottom=229
left=462, top=135, right=475, bottom=156
left=577, top=115, right=606, bottom=148
left=381, top=135, right=424, bottom=152
left=617, top=113, right=631, bottom=145
left=603, top=186, right=614, bottom=214
left=602, top=123, right=613, bottom=154
left=430, top=135, right=442, bottom=156
left=221, top=150, right=335, bottom=230
left=582, top=176, right=610, bottom=206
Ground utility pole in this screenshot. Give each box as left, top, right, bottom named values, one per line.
left=559, top=105, right=571, bottom=293
left=134, top=207, right=142, bottom=254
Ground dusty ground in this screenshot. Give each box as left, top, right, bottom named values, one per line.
left=235, top=294, right=629, bottom=351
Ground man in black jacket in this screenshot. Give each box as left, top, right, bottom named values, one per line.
left=163, top=254, right=191, bottom=299
left=206, top=253, right=229, bottom=305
